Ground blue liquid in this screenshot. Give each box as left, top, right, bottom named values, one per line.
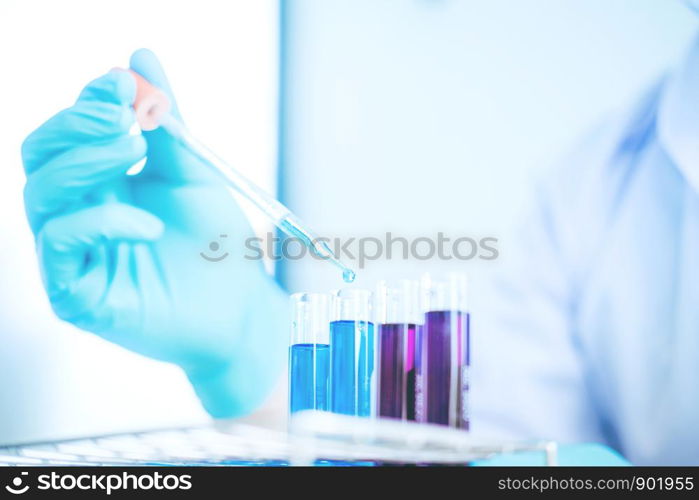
left=330, top=320, right=375, bottom=416
left=289, top=343, right=330, bottom=413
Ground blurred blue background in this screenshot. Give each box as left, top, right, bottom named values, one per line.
left=0, top=0, right=696, bottom=444
left=280, top=0, right=698, bottom=291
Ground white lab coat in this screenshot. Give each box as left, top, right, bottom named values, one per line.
left=472, top=36, right=699, bottom=465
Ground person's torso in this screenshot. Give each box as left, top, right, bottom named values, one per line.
left=574, top=90, right=699, bottom=464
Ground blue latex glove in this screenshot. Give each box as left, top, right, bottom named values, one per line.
left=20, top=49, right=288, bottom=418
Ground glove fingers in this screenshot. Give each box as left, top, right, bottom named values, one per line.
left=77, top=70, right=137, bottom=106
left=49, top=253, right=109, bottom=328
left=48, top=242, right=143, bottom=335
left=24, top=134, right=146, bottom=232
left=64, top=243, right=141, bottom=336
left=22, top=72, right=137, bottom=175
left=37, top=203, right=164, bottom=303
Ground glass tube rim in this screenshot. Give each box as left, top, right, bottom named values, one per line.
left=375, top=278, right=423, bottom=325
left=331, top=287, right=373, bottom=322
left=420, top=272, right=469, bottom=313
left=290, top=291, right=331, bottom=345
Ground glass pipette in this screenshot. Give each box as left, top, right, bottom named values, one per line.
left=127, top=69, right=356, bottom=283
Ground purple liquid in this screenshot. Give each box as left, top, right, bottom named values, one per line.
left=377, top=323, right=419, bottom=420
left=416, top=311, right=470, bottom=428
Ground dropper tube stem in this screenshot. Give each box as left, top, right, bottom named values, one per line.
left=160, top=113, right=356, bottom=282
left=125, top=69, right=356, bottom=282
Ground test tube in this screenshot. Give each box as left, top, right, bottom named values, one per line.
left=289, top=293, right=331, bottom=414
left=375, top=280, right=422, bottom=420
left=417, top=274, right=470, bottom=429
left=330, top=289, right=375, bottom=417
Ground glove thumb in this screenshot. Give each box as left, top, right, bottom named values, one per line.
left=129, top=48, right=182, bottom=121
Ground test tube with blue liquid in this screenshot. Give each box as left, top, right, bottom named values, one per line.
left=417, top=274, right=470, bottom=429
left=289, top=293, right=330, bottom=414
left=330, top=289, right=375, bottom=417
left=375, top=280, right=422, bottom=420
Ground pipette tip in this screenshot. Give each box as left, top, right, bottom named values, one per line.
left=342, top=269, right=356, bottom=283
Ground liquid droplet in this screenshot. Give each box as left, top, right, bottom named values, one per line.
left=342, top=269, right=356, bottom=283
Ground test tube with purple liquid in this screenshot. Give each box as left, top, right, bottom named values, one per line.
left=416, top=274, right=470, bottom=429
left=375, top=280, right=422, bottom=420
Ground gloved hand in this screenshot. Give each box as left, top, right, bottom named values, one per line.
left=20, top=49, right=288, bottom=418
